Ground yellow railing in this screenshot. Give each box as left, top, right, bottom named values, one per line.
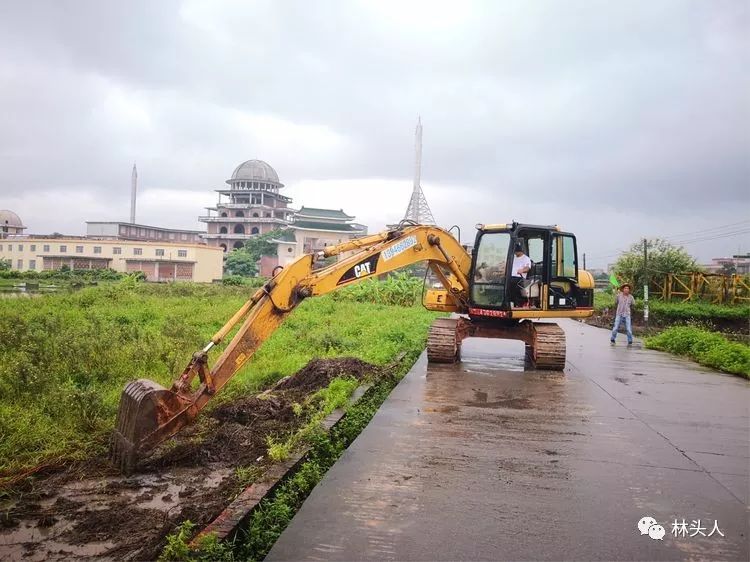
left=657, top=272, right=750, bottom=304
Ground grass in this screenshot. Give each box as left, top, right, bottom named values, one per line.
left=160, top=374, right=403, bottom=562
left=645, top=326, right=750, bottom=378
left=0, top=279, right=439, bottom=479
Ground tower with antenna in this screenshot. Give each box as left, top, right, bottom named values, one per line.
left=130, top=163, right=138, bottom=224
left=403, top=117, right=436, bottom=225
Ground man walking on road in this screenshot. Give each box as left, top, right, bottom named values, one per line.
left=610, top=283, right=635, bottom=346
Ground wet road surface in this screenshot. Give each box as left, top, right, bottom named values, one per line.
left=267, top=320, right=749, bottom=561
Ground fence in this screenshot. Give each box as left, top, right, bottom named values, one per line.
left=653, top=272, right=750, bottom=305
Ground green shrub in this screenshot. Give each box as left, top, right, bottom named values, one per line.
left=332, top=272, right=423, bottom=306
left=646, top=326, right=750, bottom=378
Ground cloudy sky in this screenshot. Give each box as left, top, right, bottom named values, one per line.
left=1, top=0, right=748, bottom=267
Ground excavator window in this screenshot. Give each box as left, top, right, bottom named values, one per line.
left=471, top=231, right=510, bottom=306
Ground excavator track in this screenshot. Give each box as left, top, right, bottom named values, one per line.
left=427, top=318, right=464, bottom=363
left=525, top=322, right=566, bottom=370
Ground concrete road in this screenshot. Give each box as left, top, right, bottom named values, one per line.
left=268, top=320, right=749, bottom=561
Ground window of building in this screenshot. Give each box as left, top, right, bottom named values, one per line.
left=287, top=247, right=293, bottom=253
left=219, top=226, right=228, bottom=234
left=221, top=212, right=228, bottom=217
left=236, top=211, right=244, bottom=217
left=0, top=244, right=3, bottom=251
left=252, top=213, right=259, bottom=218
left=94, top=246, right=102, bottom=254
left=149, top=230, right=156, bottom=238
left=113, top=247, right=122, bottom=255
left=60, top=245, right=67, bottom=253
left=234, top=224, right=245, bottom=234
left=178, top=250, right=187, bottom=257
left=233, top=241, right=243, bottom=249
left=17, top=259, right=23, bottom=269
left=18, top=244, right=23, bottom=251
left=30, top=244, right=36, bottom=252
left=138, top=228, right=145, bottom=236
left=180, top=234, right=187, bottom=241
left=156, top=249, right=165, bottom=257
left=251, top=195, right=261, bottom=205
left=265, top=213, right=271, bottom=217
left=134, top=248, right=143, bottom=256
left=219, top=243, right=227, bottom=253
left=169, top=233, right=175, bottom=240
left=76, top=245, right=84, bottom=253
left=29, top=259, right=36, bottom=270
left=251, top=227, right=259, bottom=235
left=43, top=244, right=50, bottom=252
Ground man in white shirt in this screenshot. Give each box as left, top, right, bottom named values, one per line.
left=510, top=242, right=532, bottom=306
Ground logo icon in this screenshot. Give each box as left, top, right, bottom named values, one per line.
left=638, top=516, right=665, bottom=540
left=648, top=524, right=666, bottom=540
left=638, top=516, right=658, bottom=536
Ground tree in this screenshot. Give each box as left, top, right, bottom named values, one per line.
left=223, top=229, right=288, bottom=277
left=719, top=262, right=737, bottom=276
left=613, top=238, right=698, bottom=297
left=0, top=259, right=10, bottom=271
left=224, top=250, right=258, bottom=277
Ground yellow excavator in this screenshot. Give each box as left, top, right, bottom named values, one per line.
left=111, top=221, right=594, bottom=471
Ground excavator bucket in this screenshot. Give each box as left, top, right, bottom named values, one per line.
left=110, top=379, right=193, bottom=473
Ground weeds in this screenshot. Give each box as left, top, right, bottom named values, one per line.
left=0, top=282, right=438, bottom=478
left=646, top=326, right=750, bottom=378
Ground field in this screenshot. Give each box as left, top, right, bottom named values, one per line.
left=0, top=276, right=434, bottom=479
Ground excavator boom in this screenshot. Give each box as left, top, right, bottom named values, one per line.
left=111, top=225, right=472, bottom=472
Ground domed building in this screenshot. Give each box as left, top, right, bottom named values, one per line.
left=0, top=210, right=27, bottom=238
left=200, top=159, right=367, bottom=276
left=200, top=159, right=295, bottom=252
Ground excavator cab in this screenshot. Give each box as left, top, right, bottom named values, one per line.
left=468, top=223, right=593, bottom=319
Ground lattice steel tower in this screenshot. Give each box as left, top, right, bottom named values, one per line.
left=403, top=117, right=436, bottom=224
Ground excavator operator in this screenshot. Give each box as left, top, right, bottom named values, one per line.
left=510, top=242, right=532, bottom=307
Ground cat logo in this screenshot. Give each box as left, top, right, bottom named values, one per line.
left=337, top=253, right=380, bottom=285
left=354, top=262, right=372, bottom=278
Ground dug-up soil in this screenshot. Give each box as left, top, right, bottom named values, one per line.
left=0, top=357, right=380, bottom=561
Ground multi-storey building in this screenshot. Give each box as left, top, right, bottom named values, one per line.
left=199, top=159, right=367, bottom=276
left=199, top=160, right=296, bottom=252
left=0, top=236, right=223, bottom=282
left=85, top=221, right=204, bottom=244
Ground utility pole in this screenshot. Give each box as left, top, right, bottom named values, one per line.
left=583, top=252, right=587, bottom=270
left=643, top=238, right=649, bottom=328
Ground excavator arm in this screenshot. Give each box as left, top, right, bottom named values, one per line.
left=111, top=225, right=472, bottom=471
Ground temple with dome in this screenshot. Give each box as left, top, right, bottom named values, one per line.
left=199, top=159, right=367, bottom=276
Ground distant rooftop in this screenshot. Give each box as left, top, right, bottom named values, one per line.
left=295, top=207, right=355, bottom=220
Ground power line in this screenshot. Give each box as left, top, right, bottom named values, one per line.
left=588, top=220, right=750, bottom=261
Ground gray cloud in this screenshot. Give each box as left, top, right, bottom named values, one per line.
left=0, top=0, right=748, bottom=266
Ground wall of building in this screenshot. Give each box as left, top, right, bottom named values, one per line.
left=0, top=238, right=223, bottom=283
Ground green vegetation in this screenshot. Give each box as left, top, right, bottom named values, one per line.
left=0, top=266, right=127, bottom=282
left=0, top=279, right=438, bottom=478
left=593, top=291, right=749, bottom=322
left=224, top=229, right=287, bottom=277
left=332, top=271, right=423, bottom=306
left=646, top=327, right=750, bottom=378
left=160, top=375, right=402, bottom=562
left=612, top=238, right=698, bottom=297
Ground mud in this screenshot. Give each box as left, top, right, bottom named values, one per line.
left=0, top=357, right=379, bottom=561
